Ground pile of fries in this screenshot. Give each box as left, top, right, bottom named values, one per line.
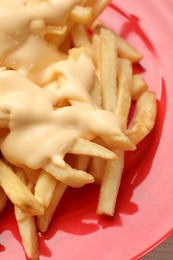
left=0, top=0, right=157, bottom=259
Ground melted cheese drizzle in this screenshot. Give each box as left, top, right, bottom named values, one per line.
left=0, top=0, right=121, bottom=169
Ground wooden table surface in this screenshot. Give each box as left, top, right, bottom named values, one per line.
left=142, top=235, right=173, bottom=260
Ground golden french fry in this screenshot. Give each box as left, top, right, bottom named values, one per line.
left=97, top=150, right=124, bottom=216
left=116, top=58, right=132, bottom=126
left=126, top=91, right=157, bottom=145
left=102, top=132, right=136, bottom=151
left=69, top=46, right=88, bottom=61
left=43, top=161, right=94, bottom=188
left=69, top=138, right=116, bottom=160
left=0, top=160, right=44, bottom=216
left=15, top=207, right=39, bottom=260
left=115, top=32, right=143, bottom=62
left=85, top=0, right=112, bottom=22
left=89, top=76, right=102, bottom=108
left=70, top=6, right=92, bottom=25
left=0, top=186, right=8, bottom=214
left=14, top=169, right=39, bottom=260
left=132, top=75, right=148, bottom=100
left=70, top=24, right=93, bottom=54
left=34, top=170, right=57, bottom=208
left=100, top=27, right=118, bottom=113
left=37, top=181, right=67, bottom=233
left=91, top=33, right=101, bottom=70
left=52, top=21, right=73, bottom=48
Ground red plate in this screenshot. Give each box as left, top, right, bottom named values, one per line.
left=1, top=1, right=173, bottom=259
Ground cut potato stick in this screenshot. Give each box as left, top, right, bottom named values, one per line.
left=89, top=76, right=102, bottom=108
left=102, top=132, right=135, bottom=151
left=71, top=24, right=93, bottom=54
left=87, top=0, right=112, bottom=22
left=115, top=32, right=143, bottom=62
left=34, top=170, right=57, bottom=208
left=97, top=150, right=124, bottom=215
left=126, top=91, right=157, bottom=145
left=0, top=160, right=44, bottom=216
left=69, top=138, right=116, bottom=160
left=100, top=27, right=118, bottom=113
left=43, top=161, right=94, bottom=188
left=37, top=181, right=67, bottom=233
left=116, top=58, right=133, bottom=126
left=14, top=169, right=39, bottom=260
left=15, top=207, right=39, bottom=260
left=132, top=75, right=148, bottom=100
left=91, top=33, right=101, bottom=70
left=0, top=186, right=8, bottom=214
left=70, top=6, right=92, bottom=25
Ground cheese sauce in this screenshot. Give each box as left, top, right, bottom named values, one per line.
left=0, top=0, right=121, bottom=169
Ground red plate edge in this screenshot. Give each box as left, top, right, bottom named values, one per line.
left=1, top=1, right=173, bottom=260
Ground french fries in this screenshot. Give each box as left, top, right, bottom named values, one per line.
left=0, top=160, right=44, bottom=216
left=0, top=1, right=157, bottom=259
left=100, top=27, right=118, bottom=113
left=37, top=181, right=67, bottom=233
left=132, top=75, right=148, bottom=100
left=70, top=6, right=93, bottom=25
left=14, top=169, right=39, bottom=260
left=126, top=91, right=157, bottom=145
left=43, top=161, right=94, bottom=188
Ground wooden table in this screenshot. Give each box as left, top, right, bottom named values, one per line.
left=142, top=235, right=173, bottom=260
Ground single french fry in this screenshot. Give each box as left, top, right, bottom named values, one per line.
left=126, top=91, right=157, bottom=145
left=34, top=170, right=57, bottom=208
left=86, top=0, right=112, bottom=22
left=131, top=75, right=148, bottom=100
left=89, top=76, right=102, bottom=108
left=115, top=32, right=143, bottom=62
left=91, top=33, right=101, bottom=70
left=100, top=27, right=118, bottom=113
left=43, top=161, right=94, bottom=188
left=69, top=138, right=116, bottom=160
left=102, top=132, right=136, bottom=151
left=0, top=186, right=8, bottom=214
left=15, top=207, right=39, bottom=260
left=14, top=169, right=39, bottom=260
left=97, top=150, right=124, bottom=216
left=52, top=21, right=73, bottom=48
left=0, top=160, right=44, bottom=216
left=116, top=58, right=132, bottom=126
left=69, top=46, right=88, bottom=61
left=70, top=24, right=93, bottom=54
left=37, top=181, right=67, bottom=233
left=70, top=6, right=92, bottom=25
